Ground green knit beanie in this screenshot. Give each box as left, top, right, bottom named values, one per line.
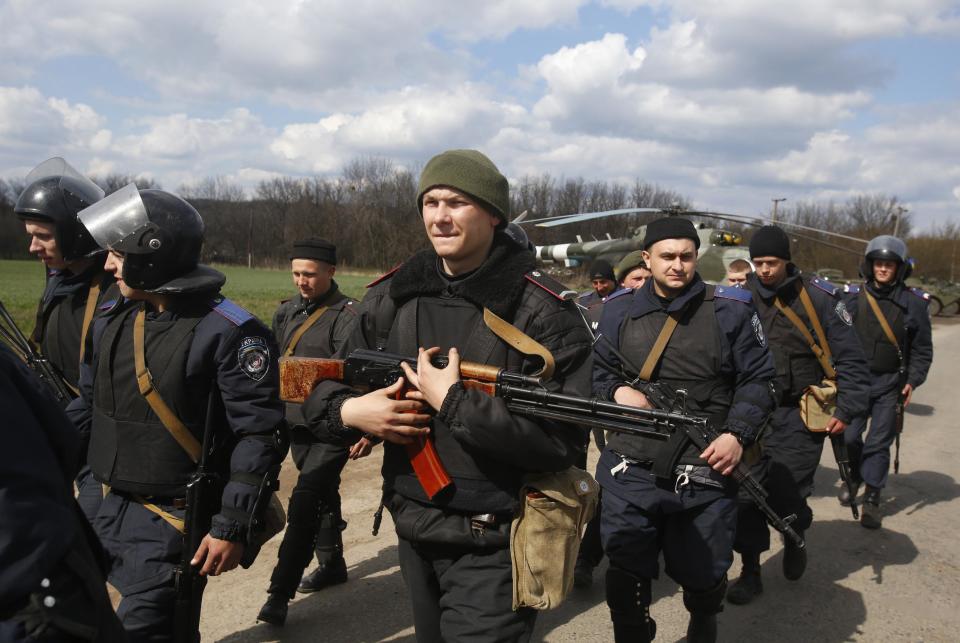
left=417, top=149, right=509, bottom=226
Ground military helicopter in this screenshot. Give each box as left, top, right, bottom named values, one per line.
left=515, top=207, right=959, bottom=314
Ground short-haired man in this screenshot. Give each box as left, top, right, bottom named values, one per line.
left=842, top=236, right=932, bottom=529
left=726, top=259, right=753, bottom=287
left=258, top=239, right=361, bottom=626
left=302, top=149, right=592, bottom=642
left=71, top=185, right=287, bottom=641
left=579, top=259, right=621, bottom=331
left=594, top=217, right=775, bottom=642
left=727, top=226, right=870, bottom=606
left=615, top=250, right=651, bottom=290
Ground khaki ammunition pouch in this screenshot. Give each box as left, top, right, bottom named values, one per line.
left=799, top=378, right=838, bottom=432
left=510, top=467, right=599, bottom=610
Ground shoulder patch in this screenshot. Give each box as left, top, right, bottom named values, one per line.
left=835, top=300, right=853, bottom=325
left=751, top=312, right=767, bottom=348
left=237, top=335, right=270, bottom=381
left=844, top=284, right=861, bottom=295
left=604, top=287, right=633, bottom=302
left=209, top=297, right=255, bottom=327
left=810, top=276, right=839, bottom=297
left=366, top=263, right=403, bottom=288
left=714, top=284, right=753, bottom=304
left=909, top=287, right=931, bottom=301
left=525, top=270, right=578, bottom=301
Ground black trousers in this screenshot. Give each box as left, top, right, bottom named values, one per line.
left=397, top=538, right=536, bottom=643
left=734, top=406, right=822, bottom=555
left=267, top=430, right=349, bottom=598
left=845, top=379, right=899, bottom=489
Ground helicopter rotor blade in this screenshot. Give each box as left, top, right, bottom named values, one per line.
left=690, top=210, right=869, bottom=244
left=702, top=212, right=864, bottom=256
left=527, top=207, right=665, bottom=228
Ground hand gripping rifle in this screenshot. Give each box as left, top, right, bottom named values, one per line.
left=0, top=300, right=74, bottom=403
left=280, top=349, right=805, bottom=550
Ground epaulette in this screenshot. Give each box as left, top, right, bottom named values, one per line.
left=366, top=263, right=403, bottom=288
left=844, top=284, right=861, bottom=295
left=809, top=276, right=839, bottom=296
left=524, top=270, right=578, bottom=301
left=714, top=284, right=753, bottom=304
left=209, top=297, right=255, bottom=327
left=604, top=287, right=633, bottom=302
left=279, top=298, right=291, bottom=305
left=909, top=287, right=931, bottom=301
left=98, top=299, right=119, bottom=312
left=341, top=300, right=358, bottom=315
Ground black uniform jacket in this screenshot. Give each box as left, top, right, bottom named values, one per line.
left=69, top=293, right=285, bottom=542
left=272, top=282, right=357, bottom=426
left=845, top=282, right=933, bottom=389
left=33, top=257, right=119, bottom=390
left=303, top=233, right=593, bottom=515
left=0, top=345, right=81, bottom=605
left=746, top=268, right=870, bottom=424
left=593, top=274, right=775, bottom=452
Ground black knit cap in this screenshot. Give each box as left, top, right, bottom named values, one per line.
left=643, top=217, right=701, bottom=250
left=749, top=225, right=791, bottom=260
left=290, top=238, right=337, bottom=264
left=589, top=259, right=615, bottom=282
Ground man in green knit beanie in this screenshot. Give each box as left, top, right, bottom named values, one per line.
left=417, top=149, right=510, bottom=229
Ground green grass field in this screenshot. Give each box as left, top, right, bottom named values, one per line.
left=0, top=259, right=377, bottom=335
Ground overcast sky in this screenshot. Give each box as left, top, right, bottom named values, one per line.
left=2, top=0, right=959, bottom=229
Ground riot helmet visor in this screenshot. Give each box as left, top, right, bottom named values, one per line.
left=23, top=157, right=105, bottom=207
left=78, top=183, right=155, bottom=254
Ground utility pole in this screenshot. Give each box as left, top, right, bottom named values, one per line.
left=771, top=197, right=786, bottom=222
left=893, top=206, right=908, bottom=237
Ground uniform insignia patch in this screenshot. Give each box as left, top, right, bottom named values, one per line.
left=751, top=312, right=767, bottom=348
left=238, top=336, right=270, bottom=381
left=835, top=301, right=853, bottom=326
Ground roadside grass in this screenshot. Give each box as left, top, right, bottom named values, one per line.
left=0, top=259, right=377, bottom=335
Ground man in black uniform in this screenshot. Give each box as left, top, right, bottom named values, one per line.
left=70, top=184, right=287, bottom=642
left=727, top=225, right=870, bottom=605
left=302, top=149, right=592, bottom=642
left=15, top=157, right=117, bottom=397
left=843, top=236, right=933, bottom=529
left=593, top=217, right=776, bottom=643
left=257, top=239, right=362, bottom=625
left=0, top=344, right=125, bottom=642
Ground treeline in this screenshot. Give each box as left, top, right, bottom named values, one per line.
left=1, top=158, right=957, bottom=281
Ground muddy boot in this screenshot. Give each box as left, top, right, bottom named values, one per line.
left=726, top=553, right=763, bottom=605
left=684, top=578, right=726, bottom=643
left=782, top=532, right=807, bottom=581
left=256, top=593, right=289, bottom=626
left=838, top=480, right=861, bottom=507
left=298, top=511, right=348, bottom=593
left=860, top=486, right=883, bottom=529
left=606, top=568, right=656, bottom=643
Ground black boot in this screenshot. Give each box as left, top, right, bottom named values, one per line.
left=861, top=486, right=883, bottom=529
left=257, top=593, right=289, bottom=626
left=726, top=554, right=763, bottom=605
left=782, top=533, right=807, bottom=581
left=838, top=480, right=861, bottom=507
left=298, top=511, right=348, bottom=593
left=683, top=578, right=726, bottom=643
left=606, top=568, right=656, bottom=643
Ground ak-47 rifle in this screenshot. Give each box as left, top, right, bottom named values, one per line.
left=280, top=349, right=804, bottom=549
left=830, top=434, right=859, bottom=519
left=172, top=391, right=223, bottom=643
left=894, top=392, right=905, bottom=474
left=0, top=299, right=74, bottom=404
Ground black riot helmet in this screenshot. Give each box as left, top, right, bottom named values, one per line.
left=861, top=235, right=910, bottom=283
left=78, top=184, right=225, bottom=294
left=15, top=157, right=106, bottom=261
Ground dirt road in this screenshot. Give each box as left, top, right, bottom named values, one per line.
left=201, top=320, right=960, bottom=642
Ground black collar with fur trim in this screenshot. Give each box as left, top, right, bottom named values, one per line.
left=389, top=233, right=535, bottom=319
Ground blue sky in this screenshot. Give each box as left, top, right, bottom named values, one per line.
left=2, top=0, right=959, bottom=230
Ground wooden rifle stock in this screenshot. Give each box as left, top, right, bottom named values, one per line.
left=279, top=355, right=500, bottom=500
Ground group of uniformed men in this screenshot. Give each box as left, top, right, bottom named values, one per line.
left=1, top=150, right=932, bottom=643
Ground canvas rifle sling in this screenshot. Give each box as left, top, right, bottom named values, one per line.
left=773, top=283, right=837, bottom=379
left=77, top=279, right=100, bottom=364
left=482, top=307, right=556, bottom=380
left=283, top=305, right=329, bottom=356
left=864, top=290, right=902, bottom=357
left=639, top=311, right=681, bottom=381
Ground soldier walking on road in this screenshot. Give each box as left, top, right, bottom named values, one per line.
left=301, top=149, right=592, bottom=642
left=842, top=236, right=933, bottom=529
left=593, top=217, right=776, bottom=643
left=257, top=239, right=364, bottom=626
left=727, top=225, right=870, bottom=606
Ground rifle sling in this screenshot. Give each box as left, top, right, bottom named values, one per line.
left=283, top=305, right=329, bottom=357
left=133, top=309, right=202, bottom=463
left=635, top=308, right=682, bottom=479
left=482, top=307, right=556, bottom=380
left=78, top=279, right=101, bottom=364
left=864, top=290, right=902, bottom=357
left=773, top=283, right=837, bottom=379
